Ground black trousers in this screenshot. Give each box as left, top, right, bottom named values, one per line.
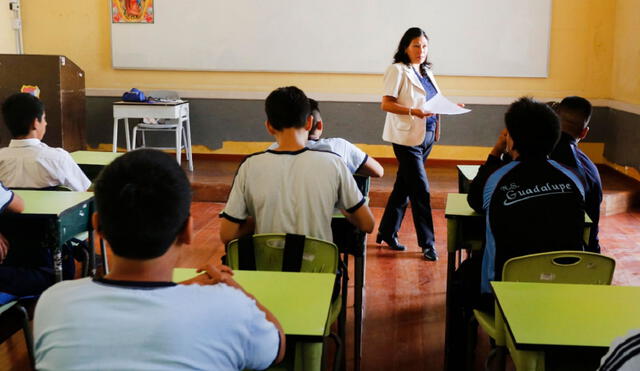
left=378, top=131, right=435, bottom=248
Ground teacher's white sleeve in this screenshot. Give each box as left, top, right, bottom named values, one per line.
left=383, top=64, right=403, bottom=98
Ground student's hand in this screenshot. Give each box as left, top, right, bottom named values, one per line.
left=490, top=129, right=508, bottom=157
left=457, top=103, right=466, bottom=108
left=0, top=233, right=9, bottom=263
left=180, top=264, right=234, bottom=286
left=411, top=108, right=433, bottom=119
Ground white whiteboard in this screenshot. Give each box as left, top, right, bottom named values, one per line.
left=111, top=0, right=551, bottom=77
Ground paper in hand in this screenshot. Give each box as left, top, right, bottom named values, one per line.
left=421, top=94, right=470, bottom=115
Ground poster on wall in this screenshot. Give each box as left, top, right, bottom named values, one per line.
left=112, top=0, right=154, bottom=23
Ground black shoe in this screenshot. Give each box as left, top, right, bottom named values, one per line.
left=376, top=233, right=406, bottom=251
left=421, top=245, right=438, bottom=261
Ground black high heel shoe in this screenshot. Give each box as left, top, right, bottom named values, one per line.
left=421, top=245, right=438, bottom=261
left=376, top=233, right=406, bottom=251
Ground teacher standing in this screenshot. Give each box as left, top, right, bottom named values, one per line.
left=376, top=27, right=440, bottom=261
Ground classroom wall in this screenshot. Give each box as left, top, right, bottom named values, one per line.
left=15, top=0, right=640, bottom=175
left=0, top=0, right=17, bottom=53
left=610, top=0, right=640, bottom=104
left=20, top=0, right=615, bottom=99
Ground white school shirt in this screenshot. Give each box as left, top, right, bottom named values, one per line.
left=0, top=138, right=91, bottom=191
left=221, top=148, right=365, bottom=242
left=34, top=277, right=280, bottom=371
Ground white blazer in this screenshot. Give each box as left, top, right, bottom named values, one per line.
left=381, top=63, right=441, bottom=146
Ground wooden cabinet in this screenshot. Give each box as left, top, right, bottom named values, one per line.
left=0, top=54, right=86, bottom=151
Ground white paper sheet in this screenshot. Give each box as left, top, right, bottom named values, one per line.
left=421, top=94, right=471, bottom=115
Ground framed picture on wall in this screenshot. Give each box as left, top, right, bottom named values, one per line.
left=112, top=0, right=154, bottom=24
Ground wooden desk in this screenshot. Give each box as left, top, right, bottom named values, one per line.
left=0, top=190, right=95, bottom=281
left=70, top=151, right=122, bottom=181
left=112, top=101, right=192, bottom=170
left=173, top=269, right=335, bottom=340
left=492, top=282, right=640, bottom=350
left=457, top=165, right=480, bottom=193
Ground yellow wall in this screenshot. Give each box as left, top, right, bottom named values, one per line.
left=20, top=0, right=616, bottom=99
left=611, top=0, right=640, bottom=105
left=0, top=2, right=17, bottom=53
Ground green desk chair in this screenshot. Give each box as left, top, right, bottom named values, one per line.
left=473, top=251, right=615, bottom=371
left=227, top=233, right=342, bottom=371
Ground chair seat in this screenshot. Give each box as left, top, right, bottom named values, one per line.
left=135, top=123, right=181, bottom=129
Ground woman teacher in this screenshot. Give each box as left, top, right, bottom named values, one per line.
left=376, top=27, right=441, bottom=261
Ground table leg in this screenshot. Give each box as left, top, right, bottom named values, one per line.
left=88, top=229, right=96, bottom=277
left=185, top=117, right=194, bottom=171
left=175, top=123, right=182, bottom=165
left=338, top=253, right=348, bottom=371
left=444, top=218, right=459, bottom=371
left=354, top=253, right=365, bottom=371
left=53, top=240, right=63, bottom=283
left=124, top=118, right=131, bottom=151
left=112, top=118, right=119, bottom=153
left=100, top=239, right=110, bottom=275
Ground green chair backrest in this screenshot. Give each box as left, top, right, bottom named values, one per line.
left=227, top=233, right=339, bottom=274
left=502, top=250, right=615, bottom=285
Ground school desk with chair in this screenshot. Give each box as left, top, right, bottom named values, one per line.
left=112, top=100, right=193, bottom=171
left=0, top=190, right=96, bottom=282
left=492, top=281, right=640, bottom=370
left=443, top=192, right=593, bottom=370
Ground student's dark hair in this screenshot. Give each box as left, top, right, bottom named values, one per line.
left=557, top=96, right=592, bottom=138
left=393, top=27, right=432, bottom=77
left=309, top=98, right=322, bottom=134
left=265, top=86, right=310, bottom=130
left=1, top=93, right=45, bottom=138
left=94, top=149, right=192, bottom=260
left=505, top=97, right=560, bottom=158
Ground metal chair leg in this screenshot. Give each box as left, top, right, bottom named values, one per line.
left=15, top=304, right=35, bottom=370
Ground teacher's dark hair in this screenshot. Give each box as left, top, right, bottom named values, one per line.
left=393, top=27, right=432, bottom=77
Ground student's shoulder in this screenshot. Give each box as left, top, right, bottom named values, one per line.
left=307, top=147, right=341, bottom=159
left=38, top=277, right=92, bottom=303
left=236, top=150, right=270, bottom=167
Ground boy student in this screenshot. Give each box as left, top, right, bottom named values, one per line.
left=0, top=93, right=91, bottom=191
left=467, top=97, right=586, bottom=299
left=269, top=98, right=384, bottom=178
left=34, top=149, right=284, bottom=370
left=550, top=96, right=602, bottom=253
left=220, top=87, right=374, bottom=245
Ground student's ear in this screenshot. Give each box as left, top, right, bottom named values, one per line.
left=315, top=119, right=323, bottom=133
left=176, top=216, right=193, bottom=246
left=264, top=120, right=276, bottom=135
left=578, top=126, right=589, bottom=141
left=304, top=115, right=313, bottom=131
left=91, top=212, right=104, bottom=238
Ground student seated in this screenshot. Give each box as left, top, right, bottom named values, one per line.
left=600, top=329, right=640, bottom=371
left=0, top=184, right=35, bottom=297
left=34, top=149, right=285, bottom=370
left=269, top=98, right=384, bottom=178
left=467, top=97, right=586, bottom=302
left=220, top=86, right=374, bottom=245
left=0, top=93, right=91, bottom=191
left=549, top=96, right=602, bottom=253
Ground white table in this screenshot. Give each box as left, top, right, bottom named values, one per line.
left=112, top=101, right=193, bottom=170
